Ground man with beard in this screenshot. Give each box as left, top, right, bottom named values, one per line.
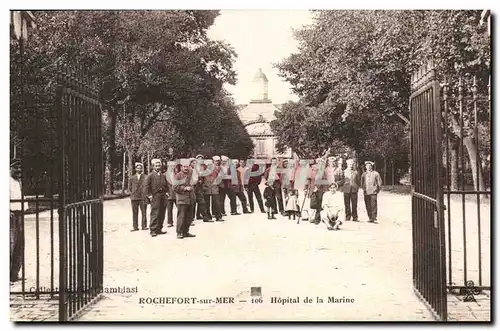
left=10, top=159, right=27, bottom=282
left=144, top=159, right=168, bottom=237
left=129, top=162, right=148, bottom=231
left=173, top=161, right=197, bottom=239
left=239, top=158, right=265, bottom=214
left=203, top=156, right=224, bottom=222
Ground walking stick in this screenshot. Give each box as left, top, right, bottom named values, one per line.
left=297, top=187, right=309, bottom=224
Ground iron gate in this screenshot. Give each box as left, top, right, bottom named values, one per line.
left=56, top=63, right=104, bottom=321
left=409, top=62, right=447, bottom=320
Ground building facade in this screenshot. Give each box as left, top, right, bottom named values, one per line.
left=237, top=68, right=292, bottom=160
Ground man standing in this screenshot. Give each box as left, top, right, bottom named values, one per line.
left=203, top=156, right=224, bottom=222
left=361, top=161, right=383, bottom=223
left=144, top=159, right=168, bottom=237
left=338, top=159, right=361, bottom=222
left=264, top=157, right=284, bottom=216
left=232, top=159, right=250, bottom=214
left=173, top=161, right=197, bottom=239
left=129, top=162, right=148, bottom=231
left=239, top=158, right=265, bottom=214
left=10, top=159, right=27, bottom=282
left=219, top=155, right=238, bottom=216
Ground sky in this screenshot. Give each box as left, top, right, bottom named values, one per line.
left=207, top=10, right=314, bottom=105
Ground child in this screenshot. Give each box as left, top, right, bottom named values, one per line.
left=320, top=183, right=342, bottom=230
left=309, top=185, right=323, bottom=224
left=284, top=189, right=299, bottom=220
left=263, top=182, right=277, bottom=219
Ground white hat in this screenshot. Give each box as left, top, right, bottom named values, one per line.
left=221, top=155, right=229, bottom=161
left=365, top=161, right=374, bottom=166
left=135, top=162, right=143, bottom=167
left=195, top=154, right=204, bottom=159
left=346, top=159, right=354, bottom=165
left=212, top=156, right=221, bottom=161
left=151, top=158, right=161, bottom=165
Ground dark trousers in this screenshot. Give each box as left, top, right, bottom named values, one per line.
left=219, top=187, right=237, bottom=213
left=343, top=192, right=358, bottom=220
left=247, top=183, right=265, bottom=212
left=364, top=194, right=378, bottom=221
left=167, top=199, right=176, bottom=225
left=131, top=199, right=147, bottom=229
left=177, top=204, right=193, bottom=235
left=273, top=183, right=284, bottom=213
left=204, top=194, right=222, bottom=219
left=193, top=198, right=208, bottom=220
left=234, top=191, right=249, bottom=212
left=266, top=199, right=277, bottom=214
left=150, top=194, right=167, bottom=234
left=10, top=211, right=24, bottom=280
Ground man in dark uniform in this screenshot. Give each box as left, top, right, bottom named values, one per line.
left=129, top=162, right=148, bottom=231
left=173, top=160, right=197, bottom=239
left=144, top=158, right=168, bottom=237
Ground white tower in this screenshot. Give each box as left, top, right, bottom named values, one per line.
left=250, top=68, right=269, bottom=103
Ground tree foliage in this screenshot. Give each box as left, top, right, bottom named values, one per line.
left=274, top=10, right=490, bottom=184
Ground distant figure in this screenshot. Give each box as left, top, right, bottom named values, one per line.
left=361, top=161, right=383, bottom=223
left=284, top=189, right=299, bottom=220
left=10, top=159, right=27, bottom=282
left=129, top=162, right=148, bottom=231
left=263, top=182, right=277, bottom=219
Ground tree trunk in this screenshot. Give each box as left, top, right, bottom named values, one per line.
left=147, top=151, right=150, bottom=174
left=383, top=157, right=387, bottom=185
left=463, top=136, right=487, bottom=197
left=449, top=140, right=459, bottom=191
left=104, top=107, right=117, bottom=196
left=121, top=152, right=126, bottom=194
left=127, top=149, right=134, bottom=178
left=391, top=159, right=395, bottom=186
left=450, top=116, right=486, bottom=197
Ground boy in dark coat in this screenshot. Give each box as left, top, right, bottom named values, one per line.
left=263, top=182, right=277, bottom=219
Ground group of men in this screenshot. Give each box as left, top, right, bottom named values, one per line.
left=128, top=153, right=383, bottom=239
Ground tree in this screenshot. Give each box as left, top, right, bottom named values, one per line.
left=274, top=10, right=490, bottom=189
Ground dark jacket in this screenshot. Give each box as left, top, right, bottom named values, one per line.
left=263, top=185, right=277, bottom=208
left=338, top=168, right=361, bottom=193
left=129, top=173, right=147, bottom=200
left=174, top=169, right=196, bottom=205
left=203, top=165, right=221, bottom=195
left=310, top=190, right=323, bottom=210
left=144, top=171, right=168, bottom=196
left=248, top=163, right=263, bottom=185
